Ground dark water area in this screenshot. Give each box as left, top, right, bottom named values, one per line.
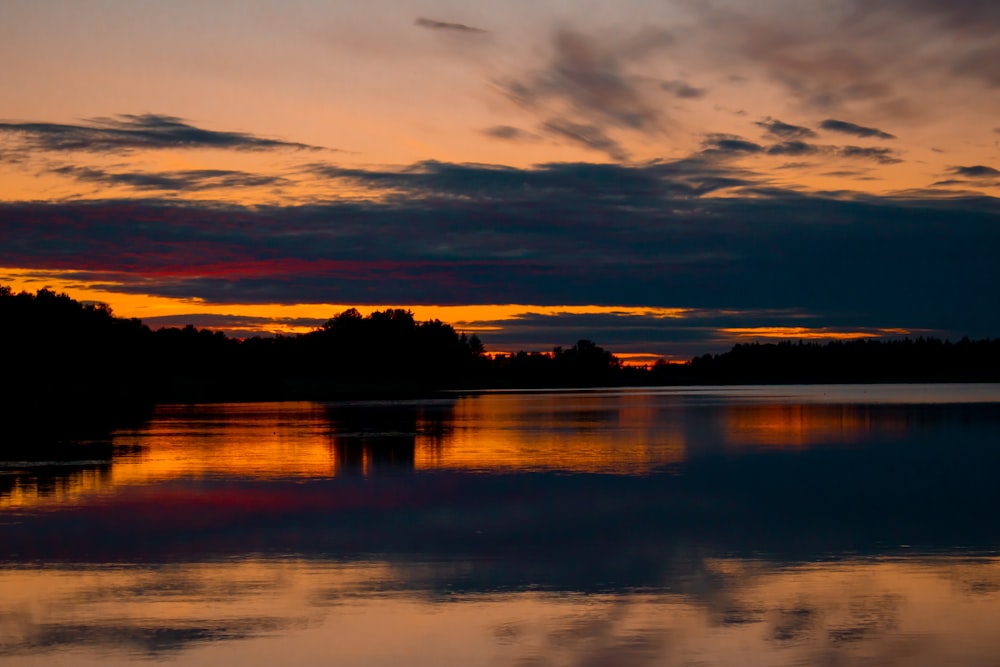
left=3, top=385, right=1000, bottom=665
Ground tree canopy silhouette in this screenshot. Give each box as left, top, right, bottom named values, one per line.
left=2, top=282, right=998, bottom=434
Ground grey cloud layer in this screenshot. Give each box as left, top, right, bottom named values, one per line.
left=0, top=114, right=321, bottom=153
left=3, top=159, right=998, bottom=351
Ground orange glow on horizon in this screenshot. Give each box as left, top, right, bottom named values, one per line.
left=0, top=266, right=693, bottom=337
left=722, top=326, right=913, bottom=340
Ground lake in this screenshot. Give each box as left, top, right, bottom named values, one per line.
left=3, top=384, right=1000, bottom=666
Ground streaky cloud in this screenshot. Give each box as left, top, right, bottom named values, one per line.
left=766, top=141, right=821, bottom=156
left=498, top=28, right=671, bottom=161
left=541, top=119, right=628, bottom=161
left=820, top=119, right=896, bottom=140
left=836, top=146, right=901, bottom=164
left=0, top=114, right=322, bottom=154
left=755, top=118, right=817, bottom=140
left=415, top=17, right=487, bottom=34
left=702, top=135, right=763, bottom=155
left=51, top=165, right=286, bottom=192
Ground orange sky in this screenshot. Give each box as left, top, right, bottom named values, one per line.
left=1, top=1, right=997, bottom=357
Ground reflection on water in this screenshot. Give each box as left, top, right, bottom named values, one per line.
left=0, top=463, right=112, bottom=509
left=3, top=384, right=1000, bottom=665
left=3, top=557, right=1000, bottom=666
left=10, top=384, right=1000, bottom=508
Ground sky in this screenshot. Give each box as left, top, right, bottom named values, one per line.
left=1, top=0, right=998, bottom=360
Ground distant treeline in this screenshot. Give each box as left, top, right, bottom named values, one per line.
left=3, top=286, right=1000, bottom=420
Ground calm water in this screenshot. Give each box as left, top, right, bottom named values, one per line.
left=3, top=385, right=1000, bottom=665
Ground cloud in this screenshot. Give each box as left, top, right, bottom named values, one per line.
left=847, top=0, right=1000, bottom=39
left=755, top=118, right=817, bottom=140
left=481, top=125, right=538, bottom=142
left=949, top=165, right=1000, bottom=178
left=836, top=146, right=901, bottom=164
left=703, top=136, right=899, bottom=163
left=0, top=114, right=321, bottom=154
left=414, top=17, right=487, bottom=34
left=820, top=119, right=896, bottom=140
left=306, top=157, right=754, bottom=201
left=2, top=158, right=998, bottom=355
left=51, top=165, right=286, bottom=192
left=759, top=141, right=901, bottom=163
left=540, top=119, right=628, bottom=161
left=766, top=141, right=821, bottom=156
left=660, top=79, right=706, bottom=99
left=688, top=7, right=901, bottom=113
left=498, top=28, right=672, bottom=160
left=702, top=135, right=763, bottom=155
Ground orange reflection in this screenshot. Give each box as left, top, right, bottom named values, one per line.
left=109, top=402, right=338, bottom=485
left=0, top=465, right=112, bottom=510
left=722, top=404, right=906, bottom=448
left=414, top=392, right=687, bottom=474
left=1, top=556, right=1000, bottom=665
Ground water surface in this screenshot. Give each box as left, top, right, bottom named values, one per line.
left=3, top=384, right=1000, bottom=665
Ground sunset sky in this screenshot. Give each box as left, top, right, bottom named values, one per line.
left=2, top=0, right=998, bottom=359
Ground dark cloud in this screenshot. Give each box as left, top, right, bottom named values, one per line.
left=836, top=146, right=901, bottom=164
left=766, top=141, right=821, bottom=156
left=306, top=157, right=754, bottom=201
left=660, top=79, right=706, bottom=99
left=761, top=141, right=899, bottom=163
left=755, top=118, right=817, bottom=140
left=702, top=135, right=763, bottom=155
left=481, top=125, right=538, bottom=142
left=51, top=165, right=286, bottom=192
left=0, top=114, right=321, bottom=154
left=2, top=158, right=997, bottom=353
left=414, top=17, right=487, bottom=34
left=820, top=119, right=896, bottom=140
left=950, top=165, right=1000, bottom=178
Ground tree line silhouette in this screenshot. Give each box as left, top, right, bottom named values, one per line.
left=3, top=285, right=999, bottom=432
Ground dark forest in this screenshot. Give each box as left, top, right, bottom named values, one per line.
left=3, top=286, right=999, bottom=443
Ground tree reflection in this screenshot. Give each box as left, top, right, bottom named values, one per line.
left=326, top=401, right=455, bottom=475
